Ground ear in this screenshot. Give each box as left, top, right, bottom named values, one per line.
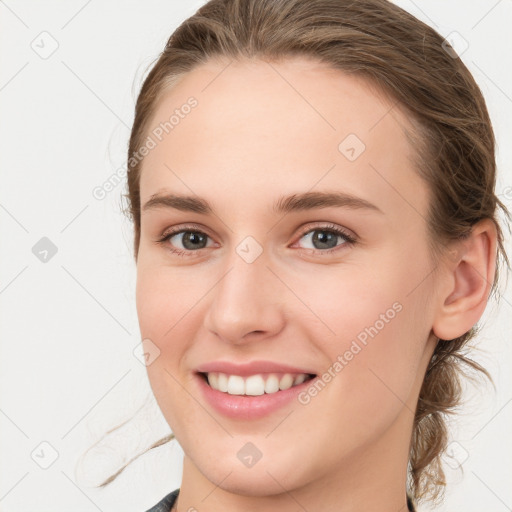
left=432, top=218, right=497, bottom=340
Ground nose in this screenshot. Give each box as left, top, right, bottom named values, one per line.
left=203, top=247, right=286, bottom=346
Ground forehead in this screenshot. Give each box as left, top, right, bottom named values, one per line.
left=139, top=57, right=428, bottom=222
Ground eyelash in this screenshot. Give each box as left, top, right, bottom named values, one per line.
left=156, top=222, right=357, bottom=258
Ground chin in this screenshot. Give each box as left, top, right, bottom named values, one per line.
left=188, top=442, right=312, bottom=497
left=205, top=465, right=298, bottom=497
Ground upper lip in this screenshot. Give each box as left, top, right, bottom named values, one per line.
left=196, top=360, right=316, bottom=376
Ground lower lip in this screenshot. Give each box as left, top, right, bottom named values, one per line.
left=195, top=373, right=316, bottom=420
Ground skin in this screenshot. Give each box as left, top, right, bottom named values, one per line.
left=135, top=57, right=497, bottom=512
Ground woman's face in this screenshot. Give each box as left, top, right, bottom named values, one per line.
left=136, top=57, right=441, bottom=496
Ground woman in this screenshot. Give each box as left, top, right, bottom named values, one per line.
left=100, top=0, right=509, bottom=510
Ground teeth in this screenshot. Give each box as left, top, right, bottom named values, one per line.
left=279, top=374, right=294, bottom=390
left=227, top=375, right=245, bottom=395
left=208, top=372, right=219, bottom=389
left=245, top=374, right=265, bottom=396
left=294, top=374, right=307, bottom=385
left=217, top=373, right=228, bottom=392
left=205, top=372, right=311, bottom=395
left=264, top=374, right=279, bottom=394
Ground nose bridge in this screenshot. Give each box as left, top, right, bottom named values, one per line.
left=204, top=242, right=284, bottom=343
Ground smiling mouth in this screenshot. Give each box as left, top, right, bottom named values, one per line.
left=198, top=371, right=316, bottom=396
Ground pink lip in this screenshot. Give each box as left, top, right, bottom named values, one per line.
left=195, top=372, right=317, bottom=420
left=195, top=360, right=316, bottom=376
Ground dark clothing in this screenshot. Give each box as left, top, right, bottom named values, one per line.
left=145, top=488, right=179, bottom=512
left=145, top=488, right=417, bottom=511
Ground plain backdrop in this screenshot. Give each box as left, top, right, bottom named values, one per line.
left=1, top=1, right=511, bottom=511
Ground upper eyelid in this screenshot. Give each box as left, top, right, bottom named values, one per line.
left=161, top=222, right=356, bottom=245
left=161, top=223, right=215, bottom=240
left=162, top=222, right=353, bottom=235
left=295, top=222, right=355, bottom=238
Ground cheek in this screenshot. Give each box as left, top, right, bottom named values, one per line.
left=297, top=252, right=431, bottom=418
left=135, top=263, right=199, bottom=410
left=135, top=261, right=200, bottom=343
left=295, top=259, right=407, bottom=354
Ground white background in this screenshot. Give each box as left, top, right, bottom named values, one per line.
left=0, top=1, right=511, bottom=511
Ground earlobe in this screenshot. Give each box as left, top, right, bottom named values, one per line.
left=432, top=218, right=497, bottom=341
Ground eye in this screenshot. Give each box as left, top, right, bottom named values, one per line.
left=156, top=222, right=357, bottom=257
left=294, top=223, right=357, bottom=254
left=157, top=224, right=215, bottom=257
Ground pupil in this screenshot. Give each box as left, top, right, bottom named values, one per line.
left=313, top=231, right=337, bottom=249
left=180, top=230, right=338, bottom=251
left=183, top=231, right=207, bottom=250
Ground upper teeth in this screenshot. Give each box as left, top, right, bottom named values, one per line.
left=206, top=372, right=309, bottom=396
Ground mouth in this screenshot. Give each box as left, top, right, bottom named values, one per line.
left=197, top=371, right=317, bottom=396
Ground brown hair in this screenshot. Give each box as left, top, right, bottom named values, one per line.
left=90, top=0, right=510, bottom=505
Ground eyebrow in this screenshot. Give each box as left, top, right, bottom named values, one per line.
left=142, top=190, right=383, bottom=215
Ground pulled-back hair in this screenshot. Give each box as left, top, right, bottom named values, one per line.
left=90, top=0, right=509, bottom=505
